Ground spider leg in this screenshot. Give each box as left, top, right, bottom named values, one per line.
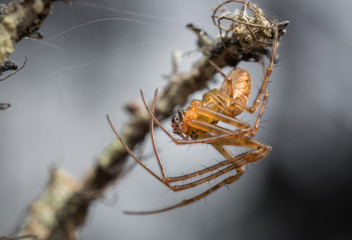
left=165, top=150, right=247, bottom=183
left=175, top=118, right=271, bottom=172
left=211, top=138, right=271, bottom=166
left=124, top=165, right=246, bottom=215
left=148, top=130, right=268, bottom=186
left=107, top=114, right=263, bottom=191
left=239, top=23, right=279, bottom=136
left=109, top=112, right=268, bottom=196
left=149, top=90, right=167, bottom=181
left=108, top=114, right=223, bottom=189
left=167, top=131, right=270, bottom=183
left=107, top=115, right=174, bottom=191
left=162, top=135, right=270, bottom=188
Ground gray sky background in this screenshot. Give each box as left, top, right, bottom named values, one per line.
left=1, top=0, right=351, bottom=239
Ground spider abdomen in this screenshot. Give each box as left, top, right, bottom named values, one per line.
left=221, top=68, right=252, bottom=106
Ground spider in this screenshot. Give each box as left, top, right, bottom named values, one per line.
left=107, top=21, right=280, bottom=215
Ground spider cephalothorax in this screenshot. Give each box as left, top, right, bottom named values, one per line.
left=171, top=110, right=185, bottom=137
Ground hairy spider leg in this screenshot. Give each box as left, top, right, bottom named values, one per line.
left=124, top=138, right=270, bottom=215
left=238, top=22, right=278, bottom=136
left=124, top=166, right=245, bottom=215
left=150, top=90, right=167, bottom=181
left=108, top=115, right=269, bottom=215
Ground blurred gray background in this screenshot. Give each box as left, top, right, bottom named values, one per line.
left=1, top=0, right=351, bottom=239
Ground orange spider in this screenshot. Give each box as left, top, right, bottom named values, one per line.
left=107, top=21, right=280, bottom=214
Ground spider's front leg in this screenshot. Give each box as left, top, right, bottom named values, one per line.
left=124, top=165, right=246, bottom=215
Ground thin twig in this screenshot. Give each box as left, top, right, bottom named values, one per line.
left=0, top=0, right=69, bottom=109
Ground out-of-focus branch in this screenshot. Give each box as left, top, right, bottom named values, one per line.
left=16, top=2, right=288, bottom=239
left=0, top=235, right=37, bottom=240
left=0, top=0, right=60, bottom=66
left=0, top=0, right=69, bottom=108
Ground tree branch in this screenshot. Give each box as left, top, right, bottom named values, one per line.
left=0, top=0, right=68, bottom=108
left=10, top=1, right=288, bottom=239
left=0, top=0, right=59, bottom=66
